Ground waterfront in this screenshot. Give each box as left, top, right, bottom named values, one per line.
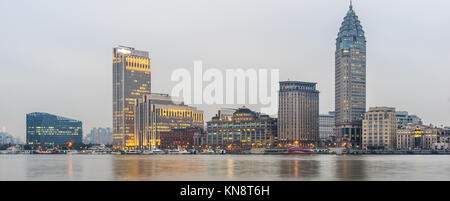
left=1, top=155, right=449, bottom=181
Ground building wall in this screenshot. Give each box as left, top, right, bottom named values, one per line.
left=26, top=112, right=82, bottom=147
left=135, top=93, right=204, bottom=150
left=112, top=46, right=151, bottom=150
left=396, top=124, right=440, bottom=150
left=278, top=81, right=319, bottom=147
left=319, top=112, right=335, bottom=140
left=362, top=107, right=397, bottom=150
left=206, top=107, right=277, bottom=149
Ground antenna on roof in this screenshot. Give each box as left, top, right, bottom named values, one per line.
left=350, top=0, right=353, bottom=10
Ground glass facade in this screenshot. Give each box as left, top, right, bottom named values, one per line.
left=112, top=46, right=151, bottom=150
left=26, top=112, right=82, bottom=147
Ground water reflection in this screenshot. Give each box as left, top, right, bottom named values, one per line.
left=278, top=159, right=320, bottom=180
left=334, top=156, right=367, bottom=180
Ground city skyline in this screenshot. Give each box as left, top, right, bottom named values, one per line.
left=1, top=0, right=450, bottom=140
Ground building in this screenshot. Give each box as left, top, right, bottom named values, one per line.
left=112, top=46, right=151, bottom=150
left=159, top=127, right=203, bottom=149
left=319, top=111, right=335, bottom=141
left=26, top=112, right=82, bottom=148
left=396, top=124, right=441, bottom=150
left=135, top=93, right=204, bottom=150
left=433, top=128, right=450, bottom=150
left=84, top=127, right=112, bottom=145
left=278, top=81, right=319, bottom=147
left=362, top=107, right=397, bottom=150
left=335, top=2, right=366, bottom=149
left=396, top=111, right=423, bottom=128
left=206, top=106, right=277, bottom=149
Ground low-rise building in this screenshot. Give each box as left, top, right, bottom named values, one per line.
left=159, top=127, right=203, bottom=149
left=206, top=106, right=277, bottom=149
left=396, top=124, right=440, bottom=150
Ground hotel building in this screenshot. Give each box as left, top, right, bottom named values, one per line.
left=278, top=81, right=319, bottom=147
left=112, top=46, right=151, bottom=150
left=134, top=93, right=204, bottom=150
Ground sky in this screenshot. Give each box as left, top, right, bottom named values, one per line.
left=0, top=0, right=449, bottom=141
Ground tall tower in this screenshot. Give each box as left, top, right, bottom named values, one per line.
left=112, top=46, right=151, bottom=150
left=335, top=2, right=366, bottom=148
left=278, top=81, right=320, bottom=147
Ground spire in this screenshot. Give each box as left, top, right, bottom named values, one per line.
left=350, top=0, right=353, bottom=10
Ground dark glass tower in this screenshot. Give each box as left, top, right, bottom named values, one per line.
left=335, top=2, right=366, bottom=148
left=26, top=112, right=82, bottom=148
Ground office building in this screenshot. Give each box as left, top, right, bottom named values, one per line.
left=362, top=107, right=397, bottom=150
left=112, top=46, right=151, bottom=150
left=319, top=111, right=335, bottom=141
left=396, top=124, right=440, bottom=150
left=26, top=112, right=82, bottom=148
left=206, top=106, right=277, bottom=148
left=278, top=81, right=319, bottom=147
left=335, top=2, right=366, bottom=148
left=135, top=93, right=204, bottom=150
left=84, top=127, right=112, bottom=145
left=396, top=111, right=423, bottom=128
left=159, top=127, right=203, bottom=149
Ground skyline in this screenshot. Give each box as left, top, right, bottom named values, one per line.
left=1, top=0, right=450, bottom=140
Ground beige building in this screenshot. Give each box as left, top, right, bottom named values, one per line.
left=396, top=124, right=440, bottom=150
left=278, top=81, right=319, bottom=147
left=362, top=107, right=397, bottom=150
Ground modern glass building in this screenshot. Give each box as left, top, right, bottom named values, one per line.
left=26, top=112, right=82, bottom=148
left=112, top=46, right=151, bottom=150
left=335, top=2, right=366, bottom=148
left=278, top=81, right=319, bottom=147
left=319, top=111, right=335, bottom=141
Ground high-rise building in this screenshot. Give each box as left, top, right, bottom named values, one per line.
left=26, top=112, right=82, bottom=148
left=206, top=106, right=277, bottom=148
left=135, top=93, right=204, bottom=150
left=335, top=2, right=366, bottom=148
left=112, top=46, right=151, bottom=150
left=84, top=127, right=112, bottom=145
left=278, top=81, right=319, bottom=147
left=362, top=107, right=397, bottom=150
left=319, top=111, right=335, bottom=141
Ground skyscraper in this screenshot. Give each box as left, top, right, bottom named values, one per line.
left=278, top=81, right=319, bottom=147
left=112, top=46, right=151, bottom=150
left=335, top=2, right=366, bottom=148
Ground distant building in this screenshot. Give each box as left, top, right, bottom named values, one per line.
left=26, top=112, right=82, bottom=148
left=433, top=128, right=450, bottom=150
left=396, top=124, right=440, bottom=150
left=396, top=111, right=423, bottom=128
left=335, top=2, right=366, bottom=149
left=159, top=127, right=203, bottom=149
left=135, top=93, right=204, bottom=150
left=319, top=112, right=335, bottom=141
left=112, top=46, right=151, bottom=150
left=362, top=107, right=397, bottom=150
left=278, top=81, right=319, bottom=147
left=206, top=106, right=277, bottom=149
left=84, top=127, right=112, bottom=145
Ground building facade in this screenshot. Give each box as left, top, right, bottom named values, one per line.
left=362, top=107, right=397, bottom=150
left=396, top=124, right=440, bottom=150
left=319, top=111, right=335, bottom=141
left=135, top=93, right=204, bottom=150
left=84, top=127, right=112, bottom=145
left=159, top=127, right=203, bottom=149
left=206, top=107, right=277, bottom=149
left=278, top=81, right=319, bottom=147
left=112, top=46, right=151, bottom=150
left=26, top=112, right=82, bottom=148
left=335, top=2, right=366, bottom=149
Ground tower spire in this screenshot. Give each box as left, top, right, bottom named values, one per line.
left=350, top=0, right=353, bottom=10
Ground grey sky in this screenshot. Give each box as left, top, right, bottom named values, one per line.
left=1, top=0, right=449, bottom=140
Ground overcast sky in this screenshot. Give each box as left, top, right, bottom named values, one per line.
left=1, top=0, right=449, bottom=140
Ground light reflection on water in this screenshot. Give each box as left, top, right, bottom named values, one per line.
left=0, top=154, right=449, bottom=180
